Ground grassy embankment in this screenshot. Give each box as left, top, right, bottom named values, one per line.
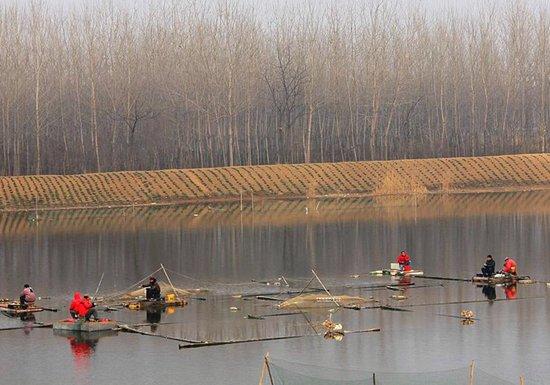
left=0, top=153, right=549, bottom=212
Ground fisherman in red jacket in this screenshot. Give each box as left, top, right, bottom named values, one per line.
left=396, top=250, right=412, bottom=272
left=78, top=295, right=99, bottom=321
left=69, top=292, right=82, bottom=319
left=501, top=257, right=517, bottom=276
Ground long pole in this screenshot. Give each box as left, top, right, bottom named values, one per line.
left=311, top=269, right=339, bottom=307
left=265, top=354, right=275, bottom=385
left=160, top=263, right=180, bottom=300
left=93, top=272, right=105, bottom=301
left=469, top=361, right=475, bottom=385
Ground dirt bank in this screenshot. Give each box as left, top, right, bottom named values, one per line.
left=0, top=153, right=549, bottom=211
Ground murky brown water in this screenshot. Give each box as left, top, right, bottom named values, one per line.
left=0, top=191, right=549, bottom=385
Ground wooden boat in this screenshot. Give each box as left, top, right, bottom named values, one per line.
left=471, top=274, right=534, bottom=285
left=0, top=303, right=44, bottom=316
left=125, top=298, right=187, bottom=311
left=53, top=318, right=117, bottom=332
left=370, top=269, right=424, bottom=277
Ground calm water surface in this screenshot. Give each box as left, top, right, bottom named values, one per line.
left=0, top=191, right=549, bottom=385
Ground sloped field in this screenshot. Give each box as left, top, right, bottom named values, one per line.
left=0, top=153, right=549, bottom=211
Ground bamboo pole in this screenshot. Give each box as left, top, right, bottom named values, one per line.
left=92, top=272, right=105, bottom=301
left=311, top=269, right=340, bottom=307
left=258, top=359, right=266, bottom=385
left=265, top=353, right=275, bottom=385
left=469, top=361, right=475, bottom=385
left=160, top=263, right=180, bottom=300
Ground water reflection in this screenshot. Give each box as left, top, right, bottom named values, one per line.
left=481, top=285, right=496, bottom=301
left=54, top=330, right=117, bottom=371
left=1, top=190, right=550, bottom=385
left=504, top=284, right=517, bottom=300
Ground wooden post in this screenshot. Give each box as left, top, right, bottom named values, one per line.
left=519, top=376, right=525, bottom=385
left=469, top=361, right=475, bottom=385
left=372, top=372, right=376, bottom=385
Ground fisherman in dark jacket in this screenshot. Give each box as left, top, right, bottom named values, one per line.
left=481, top=255, right=496, bottom=277
left=142, top=277, right=161, bottom=300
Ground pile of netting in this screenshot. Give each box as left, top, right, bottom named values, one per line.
left=264, top=357, right=538, bottom=385
left=278, top=294, right=373, bottom=309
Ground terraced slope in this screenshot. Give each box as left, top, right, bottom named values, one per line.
left=0, top=153, right=549, bottom=211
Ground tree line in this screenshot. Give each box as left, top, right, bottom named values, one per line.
left=0, top=1, right=548, bottom=175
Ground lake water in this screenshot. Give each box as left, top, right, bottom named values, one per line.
left=0, top=191, right=549, bottom=385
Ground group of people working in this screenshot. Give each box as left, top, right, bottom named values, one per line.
left=395, top=250, right=518, bottom=278
left=69, top=292, right=99, bottom=321
left=66, top=276, right=160, bottom=321
left=480, top=255, right=518, bottom=277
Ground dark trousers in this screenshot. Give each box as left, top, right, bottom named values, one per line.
left=146, top=288, right=161, bottom=300
left=85, top=308, right=98, bottom=321
left=19, top=295, right=29, bottom=308
left=481, top=266, right=494, bottom=277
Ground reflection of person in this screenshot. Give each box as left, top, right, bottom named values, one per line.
left=68, top=335, right=98, bottom=372
left=481, top=285, right=496, bottom=301
left=146, top=309, right=162, bottom=329
left=19, top=284, right=36, bottom=308
left=396, top=251, right=412, bottom=272
left=142, top=277, right=161, bottom=300
left=504, top=284, right=517, bottom=300
left=480, top=255, right=495, bottom=277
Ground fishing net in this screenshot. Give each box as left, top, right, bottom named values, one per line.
left=265, top=357, right=538, bottom=385
left=278, top=294, right=372, bottom=309
left=102, top=281, right=194, bottom=302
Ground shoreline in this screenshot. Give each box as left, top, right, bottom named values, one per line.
left=1, top=153, right=549, bottom=212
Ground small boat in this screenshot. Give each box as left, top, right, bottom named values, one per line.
left=471, top=274, right=534, bottom=285
left=370, top=269, right=424, bottom=277
left=53, top=318, right=117, bottom=332
left=54, top=328, right=118, bottom=340
left=0, top=303, right=44, bottom=316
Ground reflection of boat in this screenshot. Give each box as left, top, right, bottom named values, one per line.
left=472, top=274, right=533, bottom=285
left=53, top=319, right=117, bottom=332
left=370, top=269, right=424, bottom=277
left=0, top=303, right=44, bottom=316
left=54, top=329, right=118, bottom=340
